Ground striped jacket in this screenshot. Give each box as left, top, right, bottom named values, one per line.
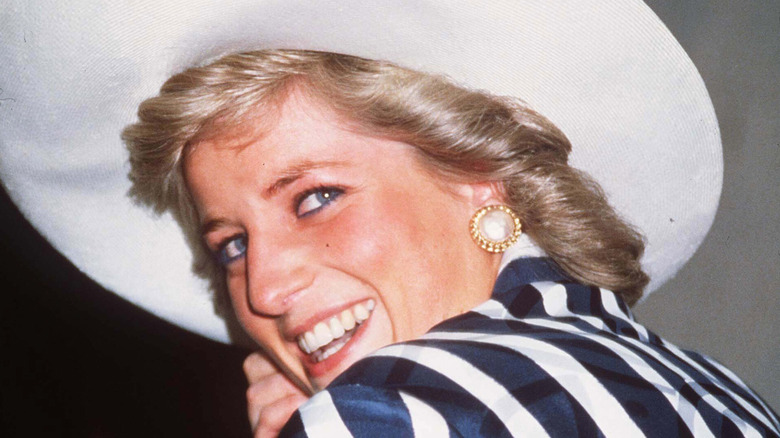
left=281, top=258, right=780, bottom=437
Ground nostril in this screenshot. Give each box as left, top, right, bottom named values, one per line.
left=247, top=284, right=290, bottom=317
left=246, top=268, right=313, bottom=317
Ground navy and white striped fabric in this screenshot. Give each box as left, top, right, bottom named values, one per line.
left=281, top=258, right=780, bottom=437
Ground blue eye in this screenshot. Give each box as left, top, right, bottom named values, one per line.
left=296, top=187, right=344, bottom=217
left=216, top=235, right=247, bottom=265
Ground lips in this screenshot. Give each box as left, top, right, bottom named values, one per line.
left=296, top=300, right=375, bottom=363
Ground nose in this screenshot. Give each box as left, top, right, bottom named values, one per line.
left=244, top=231, right=312, bottom=317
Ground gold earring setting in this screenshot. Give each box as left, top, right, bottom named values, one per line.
left=470, top=205, right=522, bottom=253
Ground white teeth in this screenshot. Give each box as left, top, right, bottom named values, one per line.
left=353, top=303, right=369, bottom=322
left=319, top=343, right=343, bottom=361
left=340, top=309, right=356, bottom=331
left=313, top=322, right=333, bottom=346
left=296, top=300, right=375, bottom=358
left=298, top=337, right=310, bottom=354
left=304, top=331, right=317, bottom=354
left=329, top=317, right=345, bottom=338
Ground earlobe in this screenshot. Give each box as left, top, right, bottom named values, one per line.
left=469, top=204, right=522, bottom=253
left=460, top=182, right=521, bottom=254
left=462, top=181, right=506, bottom=210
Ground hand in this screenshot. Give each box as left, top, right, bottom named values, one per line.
left=244, top=352, right=310, bottom=437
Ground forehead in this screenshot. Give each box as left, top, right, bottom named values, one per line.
left=181, top=88, right=434, bottom=202
left=185, top=89, right=355, bottom=171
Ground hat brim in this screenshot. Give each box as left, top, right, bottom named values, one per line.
left=0, top=0, right=721, bottom=343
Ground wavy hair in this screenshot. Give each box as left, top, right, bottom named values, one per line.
left=124, top=49, right=649, bottom=306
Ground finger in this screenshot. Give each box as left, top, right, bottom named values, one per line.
left=254, top=393, right=309, bottom=438
left=243, top=351, right=278, bottom=384
left=247, top=384, right=262, bottom=432
left=246, top=372, right=306, bottom=429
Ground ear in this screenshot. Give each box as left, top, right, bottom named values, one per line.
left=454, top=181, right=506, bottom=210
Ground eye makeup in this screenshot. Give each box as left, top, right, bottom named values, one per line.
left=295, top=186, right=344, bottom=218
left=211, top=185, right=344, bottom=266
left=215, top=234, right=248, bottom=265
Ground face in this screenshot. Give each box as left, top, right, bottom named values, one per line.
left=184, top=89, right=501, bottom=392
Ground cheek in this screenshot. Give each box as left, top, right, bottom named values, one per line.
left=322, top=204, right=397, bottom=274
left=225, top=274, right=273, bottom=344
left=226, top=278, right=252, bottom=330
left=323, top=200, right=459, bottom=336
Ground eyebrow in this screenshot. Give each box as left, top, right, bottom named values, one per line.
left=263, top=159, right=347, bottom=197
left=199, top=159, right=347, bottom=236
left=200, top=218, right=233, bottom=237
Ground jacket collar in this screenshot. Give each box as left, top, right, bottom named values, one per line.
left=490, top=257, right=638, bottom=331
left=494, top=257, right=570, bottom=295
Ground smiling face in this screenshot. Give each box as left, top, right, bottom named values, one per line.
left=183, top=88, right=502, bottom=392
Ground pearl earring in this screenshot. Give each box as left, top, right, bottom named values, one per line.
left=469, top=205, right=522, bottom=253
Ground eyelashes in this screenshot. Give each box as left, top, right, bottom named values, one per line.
left=294, top=186, right=344, bottom=218
left=216, top=234, right=247, bottom=266
left=213, top=186, right=345, bottom=266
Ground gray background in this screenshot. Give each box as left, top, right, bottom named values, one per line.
left=638, top=1, right=779, bottom=411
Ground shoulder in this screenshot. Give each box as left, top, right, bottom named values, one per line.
left=281, top=321, right=586, bottom=437
left=282, top=277, right=780, bottom=437
left=279, top=383, right=459, bottom=437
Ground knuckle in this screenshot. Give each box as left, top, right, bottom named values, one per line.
left=243, top=352, right=277, bottom=383
left=257, top=408, right=281, bottom=432
left=246, top=384, right=261, bottom=402
left=255, top=395, right=304, bottom=433
left=242, top=353, right=262, bottom=376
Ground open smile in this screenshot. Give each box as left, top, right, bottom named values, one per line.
left=296, top=300, right=375, bottom=363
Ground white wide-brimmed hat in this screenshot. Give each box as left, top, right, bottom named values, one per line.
left=0, top=1, right=721, bottom=343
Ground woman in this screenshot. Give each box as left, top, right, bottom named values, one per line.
left=123, top=49, right=779, bottom=436
left=2, top=1, right=778, bottom=436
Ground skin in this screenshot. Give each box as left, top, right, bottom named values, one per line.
left=184, top=87, right=504, bottom=435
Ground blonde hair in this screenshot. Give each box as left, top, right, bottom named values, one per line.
left=124, top=49, right=649, bottom=305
